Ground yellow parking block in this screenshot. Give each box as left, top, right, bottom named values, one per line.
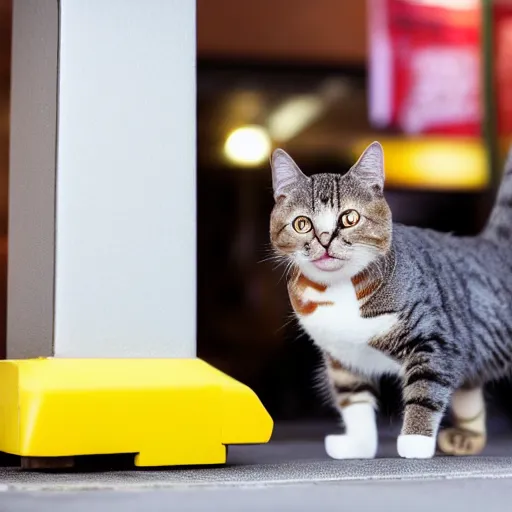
left=0, top=358, right=273, bottom=467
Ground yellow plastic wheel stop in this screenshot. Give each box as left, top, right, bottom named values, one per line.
left=0, top=358, right=273, bottom=467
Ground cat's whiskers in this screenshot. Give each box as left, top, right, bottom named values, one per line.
left=258, top=252, right=285, bottom=265
left=275, top=311, right=297, bottom=334
left=278, top=259, right=296, bottom=284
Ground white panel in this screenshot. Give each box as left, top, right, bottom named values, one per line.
left=54, top=0, right=196, bottom=357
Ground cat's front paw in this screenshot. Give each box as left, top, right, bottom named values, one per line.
left=325, top=434, right=377, bottom=459
left=397, top=435, right=436, bottom=459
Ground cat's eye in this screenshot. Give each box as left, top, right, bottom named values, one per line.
left=292, top=216, right=313, bottom=234
left=340, top=210, right=360, bottom=228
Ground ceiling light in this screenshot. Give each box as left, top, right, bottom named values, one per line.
left=224, top=125, right=271, bottom=167
left=268, top=95, right=324, bottom=142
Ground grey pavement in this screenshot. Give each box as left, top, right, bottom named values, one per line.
left=2, top=422, right=512, bottom=510
left=2, top=478, right=512, bottom=512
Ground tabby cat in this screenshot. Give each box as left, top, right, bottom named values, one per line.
left=269, top=142, right=512, bottom=459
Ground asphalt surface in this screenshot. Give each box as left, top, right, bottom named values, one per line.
left=1, top=422, right=512, bottom=511
left=2, top=476, right=512, bottom=512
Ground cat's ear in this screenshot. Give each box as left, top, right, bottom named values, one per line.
left=271, top=149, right=308, bottom=200
left=349, top=141, right=385, bottom=192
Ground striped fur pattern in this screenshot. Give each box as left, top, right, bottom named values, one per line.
left=325, top=354, right=378, bottom=409
left=269, top=142, right=512, bottom=459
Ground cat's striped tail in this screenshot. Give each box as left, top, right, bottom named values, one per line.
left=482, top=147, right=512, bottom=242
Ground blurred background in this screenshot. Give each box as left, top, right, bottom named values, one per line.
left=1, top=0, right=512, bottom=430
left=196, top=0, right=512, bottom=427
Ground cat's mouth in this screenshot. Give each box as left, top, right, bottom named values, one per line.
left=311, top=253, right=346, bottom=271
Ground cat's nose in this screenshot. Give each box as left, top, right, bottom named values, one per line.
left=318, top=232, right=331, bottom=247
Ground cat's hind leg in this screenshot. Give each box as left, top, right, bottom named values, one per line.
left=437, top=386, right=486, bottom=456
left=323, top=354, right=379, bottom=459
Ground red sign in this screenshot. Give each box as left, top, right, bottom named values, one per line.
left=369, top=0, right=481, bottom=136
left=494, top=1, right=512, bottom=136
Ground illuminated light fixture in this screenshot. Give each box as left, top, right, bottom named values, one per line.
left=267, top=81, right=347, bottom=143
left=268, top=95, right=324, bottom=142
left=224, top=125, right=271, bottom=167
left=352, top=138, right=488, bottom=191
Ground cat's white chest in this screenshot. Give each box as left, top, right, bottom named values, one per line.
left=298, top=279, right=400, bottom=377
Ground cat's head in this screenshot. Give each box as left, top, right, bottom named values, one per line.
left=269, top=141, right=392, bottom=285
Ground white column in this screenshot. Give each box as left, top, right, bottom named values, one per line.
left=8, top=0, right=196, bottom=359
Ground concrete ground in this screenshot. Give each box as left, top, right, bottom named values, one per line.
left=2, top=422, right=512, bottom=511
left=3, top=478, right=512, bottom=512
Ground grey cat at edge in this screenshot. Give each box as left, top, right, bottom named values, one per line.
left=268, top=141, right=510, bottom=459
